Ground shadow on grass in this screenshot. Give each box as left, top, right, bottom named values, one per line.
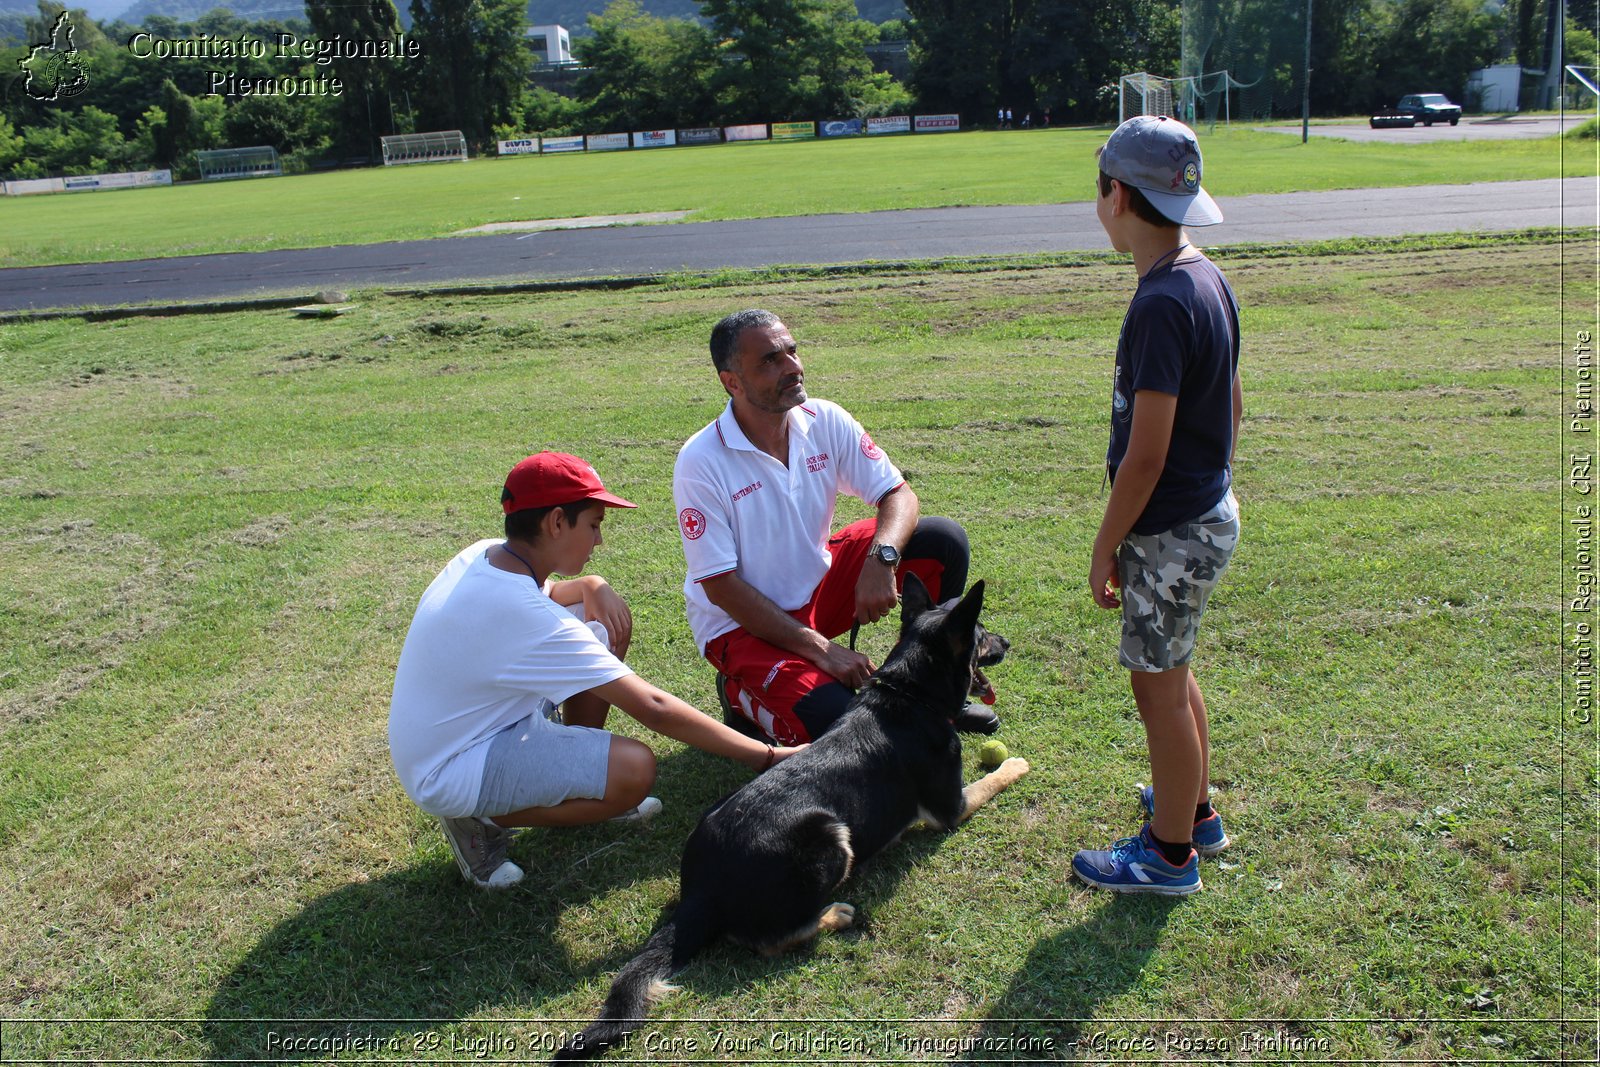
left=201, top=744, right=753, bottom=1061
left=966, top=894, right=1180, bottom=1061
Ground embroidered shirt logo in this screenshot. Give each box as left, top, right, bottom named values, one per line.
left=859, top=433, right=883, bottom=461
left=730, top=481, right=762, bottom=503
left=679, top=507, right=707, bottom=540
left=805, top=452, right=830, bottom=473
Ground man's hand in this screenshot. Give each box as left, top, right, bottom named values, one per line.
left=854, top=553, right=900, bottom=624
left=816, top=641, right=874, bottom=689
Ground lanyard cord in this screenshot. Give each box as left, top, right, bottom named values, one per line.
left=499, top=542, right=542, bottom=584
left=1140, top=242, right=1190, bottom=284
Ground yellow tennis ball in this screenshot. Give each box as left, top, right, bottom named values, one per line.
left=978, top=739, right=1009, bottom=769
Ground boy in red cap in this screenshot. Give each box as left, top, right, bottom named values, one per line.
left=389, top=451, right=804, bottom=889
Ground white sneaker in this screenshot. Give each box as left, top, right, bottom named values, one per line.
left=608, top=796, right=663, bottom=823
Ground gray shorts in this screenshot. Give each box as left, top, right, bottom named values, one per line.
left=1117, top=491, right=1239, bottom=673
left=470, top=711, right=612, bottom=818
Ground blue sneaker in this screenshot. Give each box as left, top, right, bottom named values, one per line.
left=1138, top=783, right=1230, bottom=857
left=1072, top=827, right=1201, bottom=896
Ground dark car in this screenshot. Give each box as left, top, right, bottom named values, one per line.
left=1397, top=93, right=1461, bottom=126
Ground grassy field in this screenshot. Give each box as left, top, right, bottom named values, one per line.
left=0, top=126, right=1584, bottom=268
left=0, top=231, right=1591, bottom=1062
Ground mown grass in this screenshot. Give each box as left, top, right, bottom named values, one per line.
left=0, top=234, right=1592, bottom=1063
left=0, top=125, right=1583, bottom=268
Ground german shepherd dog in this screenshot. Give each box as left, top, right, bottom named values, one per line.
left=554, top=576, right=1030, bottom=1062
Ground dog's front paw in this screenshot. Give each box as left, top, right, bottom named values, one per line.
left=997, top=756, right=1030, bottom=780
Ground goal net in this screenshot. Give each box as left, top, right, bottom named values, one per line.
left=1181, top=0, right=1306, bottom=122
left=1119, top=71, right=1238, bottom=127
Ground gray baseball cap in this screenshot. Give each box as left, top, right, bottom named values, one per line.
left=1099, top=115, right=1223, bottom=227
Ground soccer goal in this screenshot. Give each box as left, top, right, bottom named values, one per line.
left=1118, top=70, right=1237, bottom=128
left=196, top=145, right=282, bottom=181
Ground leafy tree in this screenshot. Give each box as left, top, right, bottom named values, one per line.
left=223, top=92, right=334, bottom=163
left=905, top=0, right=1178, bottom=122
left=702, top=0, right=878, bottom=121
left=14, top=104, right=126, bottom=177
left=1369, top=0, right=1500, bottom=101
left=0, top=113, right=25, bottom=174
left=306, top=0, right=408, bottom=159
left=406, top=0, right=529, bottom=149
left=574, top=0, right=716, bottom=130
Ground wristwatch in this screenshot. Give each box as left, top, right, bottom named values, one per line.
left=869, top=543, right=901, bottom=567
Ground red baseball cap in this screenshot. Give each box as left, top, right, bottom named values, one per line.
left=501, top=452, right=637, bottom=514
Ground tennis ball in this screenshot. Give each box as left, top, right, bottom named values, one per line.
left=978, top=739, right=1009, bottom=769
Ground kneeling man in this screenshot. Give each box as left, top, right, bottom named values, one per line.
left=673, top=309, right=1000, bottom=745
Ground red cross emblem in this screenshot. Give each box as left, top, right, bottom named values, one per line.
left=679, top=507, right=707, bottom=540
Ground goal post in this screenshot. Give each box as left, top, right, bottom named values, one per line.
left=1119, top=70, right=1237, bottom=128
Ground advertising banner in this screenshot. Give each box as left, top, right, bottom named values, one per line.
left=677, top=127, right=723, bottom=145
left=819, top=119, right=863, bottom=138
left=632, top=129, right=677, bottom=148
left=723, top=123, right=769, bottom=142
left=542, top=135, right=585, bottom=154
left=865, top=115, right=911, bottom=135
left=770, top=121, right=816, bottom=141
left=914, top=113, right=961, bottom=132
left=3, top=178, right=65, bottom=195
left=497, top=138, right=540, bottom=155
left=586, top=133, right=630, bottom=151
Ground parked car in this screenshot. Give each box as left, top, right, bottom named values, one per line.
left=1397, top=93, right=1461, bottom=126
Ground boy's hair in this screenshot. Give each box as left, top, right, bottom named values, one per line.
left=504, top=499, right=591, bottom=541
left=1098, top=169, right=1178, bottom=229
left=710, top=309, right=780, bottom=373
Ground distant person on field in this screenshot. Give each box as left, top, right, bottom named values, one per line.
left=389, top=451, right=803, bottom=889
left=672, top=310, right=997, bottom=747
left=1070, top=116, right=1243, bottom=897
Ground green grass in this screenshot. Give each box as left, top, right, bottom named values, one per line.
left=0, top=235, right=1592, bottom=1063
left=0, top=126, right=1584, bottom=268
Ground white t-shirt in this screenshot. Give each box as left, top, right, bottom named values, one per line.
left=388, top=539, right=632, bottom=817
left=673, top=398, right=904, bottom=652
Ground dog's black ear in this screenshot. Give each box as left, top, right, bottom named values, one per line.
left=944, top=580, right=986, bottom=640
left=899, top=572, right=934, bottom=634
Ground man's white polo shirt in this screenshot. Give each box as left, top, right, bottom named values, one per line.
left=674, top=397, right=904, bottom=652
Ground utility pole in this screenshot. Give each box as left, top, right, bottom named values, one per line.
left=1302, top=0, right=1313, bottom=143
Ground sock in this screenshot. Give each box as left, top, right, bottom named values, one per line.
left=1148, top=830, right=1194, bottom=867
left=1195, top=800, right=1214, bottom=822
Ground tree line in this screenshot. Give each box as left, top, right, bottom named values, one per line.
left=0, top=0, right=1587, bottom=182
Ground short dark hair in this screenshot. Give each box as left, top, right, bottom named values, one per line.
left=710, top=309, right=780, bottom=374
left=504, top=499, right=592, bottom=541
left=1098, top=169, right=1177, bottom=229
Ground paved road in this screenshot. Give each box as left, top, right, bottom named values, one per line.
left=0, top=177, right=1591, bottom=313
left=1258, top=115, right=1588, bottom=142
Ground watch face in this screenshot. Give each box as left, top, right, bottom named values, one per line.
left=875, top=544, right=900, bottom=565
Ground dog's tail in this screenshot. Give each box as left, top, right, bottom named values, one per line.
left=552, top=895, right=717, bottom=1062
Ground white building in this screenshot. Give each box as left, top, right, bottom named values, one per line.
left=527, top=24, right=572, bottom=65
left=1467, top=64, right=1521, bottom=113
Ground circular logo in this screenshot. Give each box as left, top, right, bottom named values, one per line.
left=679, top=507, right=707, bottom=540
left=860, top=432, right=883, bottom=461
left=1183, top=161, right=1200, bottom=190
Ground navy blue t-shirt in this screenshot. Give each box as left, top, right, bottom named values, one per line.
left=1108, top=255, right=1240, bottom=535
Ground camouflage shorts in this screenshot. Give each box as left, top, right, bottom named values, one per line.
left=1118, top=491, right=1239, bottom=673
